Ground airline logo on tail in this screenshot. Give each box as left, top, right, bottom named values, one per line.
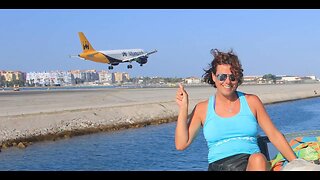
left=71, top=32, right=157, bottom=70
left=82, top=42, right=89, bottom=50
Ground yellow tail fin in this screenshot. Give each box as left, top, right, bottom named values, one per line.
left=78, top=32, right=95, bottom=52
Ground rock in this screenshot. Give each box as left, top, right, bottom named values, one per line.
left=17, top=142, right=26, bottom=149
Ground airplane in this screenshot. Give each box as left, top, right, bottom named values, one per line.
left=71, top=32, right=157, bottom=70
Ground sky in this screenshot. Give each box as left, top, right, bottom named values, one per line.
left=1, top=9, right=320, bottom=78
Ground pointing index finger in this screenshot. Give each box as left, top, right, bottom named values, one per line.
left=179, top=83, right=184, bottom=90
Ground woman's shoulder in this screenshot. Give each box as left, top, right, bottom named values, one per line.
left=195, top=99, right=209, bottom=121
left=241, top=92, right=262, bottom=104
left=195, top=99, right=209, bottom=110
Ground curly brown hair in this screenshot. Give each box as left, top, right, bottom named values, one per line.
left=203, top=49, right=243, bottom=88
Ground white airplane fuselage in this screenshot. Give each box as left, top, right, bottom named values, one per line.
left=100, top=49, right=144, bottom=61
left=75, top=32, right=157, bottom=69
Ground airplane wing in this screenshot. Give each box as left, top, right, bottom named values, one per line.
left=122, top=49, right=157, bottom=62
left=146, top=49, right=158, bottom=56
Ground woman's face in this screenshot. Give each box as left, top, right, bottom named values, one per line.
left=212, top=64, right=238, bottom=96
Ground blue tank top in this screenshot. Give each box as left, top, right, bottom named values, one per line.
left=203, top=91, right=260, bottom=163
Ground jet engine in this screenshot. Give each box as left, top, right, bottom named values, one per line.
left=136, top=57, right=148, bottom=65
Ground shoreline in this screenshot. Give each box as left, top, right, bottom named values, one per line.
left=1, top=83, right=320, bottom=150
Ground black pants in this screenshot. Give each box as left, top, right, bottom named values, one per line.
left=208, top=153, right=251, bottom=171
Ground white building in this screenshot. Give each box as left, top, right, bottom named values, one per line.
left=281, top=76, right=301, bottom=82
left=184, top=77, right=201, bottom=84
left=26, top=71, right=74, bottom=86
left=98, top=70, right=112, bottom=84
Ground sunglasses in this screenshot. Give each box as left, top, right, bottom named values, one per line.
left=216, top=74, right=236, bottom=82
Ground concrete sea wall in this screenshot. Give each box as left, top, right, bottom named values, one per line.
left=0, top=83, right=319, bottom=149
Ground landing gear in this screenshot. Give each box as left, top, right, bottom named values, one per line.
left=127, top=64, right=133, bottom=69
left=108, top=66, right=113, bottom=70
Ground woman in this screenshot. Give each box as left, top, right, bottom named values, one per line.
left=175, top=49, right=297, bottom=171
